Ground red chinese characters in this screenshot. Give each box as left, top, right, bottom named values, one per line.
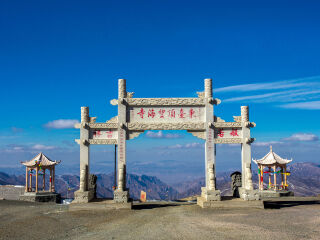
left=148, top=109, right=156, bottom=118
left=189, top=108, right=196, bottom=118
left=106, top=130, right=113, bottom=138
left=178, top=108, right=185, bottom=118
left=158, top=109, right=165, bottom=118
left=230, top=128, right=239, bottom=137
left=217, top=129, right=224, bottom=137
left=168, top=109, right=176, bottom=118
left=137, top=108, right=145, bottom=119
left=93, top=130, right=101, bottom=137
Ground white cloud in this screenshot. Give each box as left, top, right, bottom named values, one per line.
left=145, top=131, right=182, bottom=139
left=215, top=76, right=320, bottom=109
left=279, top=101, right=320, bottom=110
left=215, top=76, right=320, bottom=93
left=253, top=141, right=283, bottom=147
left=282, top=133, right=319, bottom=142
left=11, top=127, right=23, bottom=133
left=31, top=144, right=56, bottom=150
left=44, top=119, right=79, bottom=129
left=223, top=90, right=299, bottom=103
left=168, top=142, right=204, bottom=149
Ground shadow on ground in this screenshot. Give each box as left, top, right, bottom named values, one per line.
left=264, top=200, right=320, bottom=209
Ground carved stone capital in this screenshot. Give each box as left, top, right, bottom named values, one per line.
left=245, top=138, right=255, bottom=144
left=128, top=131, right=144, bottom=140
left=110, top=99, right=118, bottom=106
left=197, top=92, right=205, bottom=98
left=213, top=98, right=221, bottom=105
left=82, top=139, right=89, bottom=146
left=187, top=130, right=205, bottom=140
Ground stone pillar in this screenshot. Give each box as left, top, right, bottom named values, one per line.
left=74, top=106, right=94, bottom=203
left=114, top=79, right=130, bottom=203
left=200, top=78, right=221, bottom=202
left=239, top=106, right=259, bottom=200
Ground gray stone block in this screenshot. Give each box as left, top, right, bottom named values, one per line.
left=19, top=192, right=61, bottom=203
left=73, top=189, right=94, bottom=203
left=0, top=185, right=24, bottom=200
left=239, top=188, right=260, bottom=201
left=201, top=187, right=221, bottom=201
left=114, top=189, right=129, bottom=203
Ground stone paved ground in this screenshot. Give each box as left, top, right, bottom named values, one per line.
left=0, top=200, right=319, bottom=240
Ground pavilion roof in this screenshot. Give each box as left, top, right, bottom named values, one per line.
left=21, top=152, right=61, bottom=167
left=253, top=146, right=292, bottom=166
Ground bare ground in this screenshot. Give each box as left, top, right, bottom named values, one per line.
left=0, top=200, right=319, bottom=240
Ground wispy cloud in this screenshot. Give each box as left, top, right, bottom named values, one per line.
left=145, top=131, right=182, bottom=139
left=253, top=133, right=319, bottom=147
left=44, top=119, right=79, bottom=129
left=223, top=90, right=300, bottom=103
left=31, top=144, right=56, bottom=150
left=2, top=143, right=57, bottom=153
left=216, top=76, right=320, bottom=109
left=279, top=101, right=320, bottom=110
left=253, top=141, right=284, bottom=147
left=215, top=76, right=320, bottom=93
left=282, top=133, right=319, bottom=142
left=11, top=127, right=23, bottom=133
left=168, top=142, right=204, bottom=149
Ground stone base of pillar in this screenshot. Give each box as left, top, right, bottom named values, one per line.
left=73, top=189, right=94, bottom=203
left=113, top=189, right=130, bottom=203
left=201, top=187, right=221, bottom=201
left=197, top=187, right=221, bottom=208
left=239, top=187, right=260, bottom=201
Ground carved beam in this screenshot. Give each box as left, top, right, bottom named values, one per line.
left=128, top=122, right=205, bottom=130
left=89, top=123, right=118, bottom=129
left=89, top=139, right=117, bottom=145
left=214, top=122, right=242, bottom=128
left=126, top=98, right=205, bottom=106
left=214, top=138, right=242, bottom=144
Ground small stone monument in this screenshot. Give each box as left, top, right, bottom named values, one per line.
left=89, top=174, right=97, bottom=199
left=230, top=171, right=242, bottom=198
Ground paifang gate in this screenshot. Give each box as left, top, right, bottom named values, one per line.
left=73, top=78, right=259, bottom=206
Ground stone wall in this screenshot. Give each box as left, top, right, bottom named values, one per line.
left=0, top=185, right=24, bottom=200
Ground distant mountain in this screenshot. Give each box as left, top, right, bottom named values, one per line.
left=1, top=162, right=319, bottom=200
left=0, top=172, right=180, bottom=200
left=173, top=162, right=320, bottom=198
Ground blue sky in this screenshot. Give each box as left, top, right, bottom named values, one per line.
left=0, top=1, right=319, bottom=183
